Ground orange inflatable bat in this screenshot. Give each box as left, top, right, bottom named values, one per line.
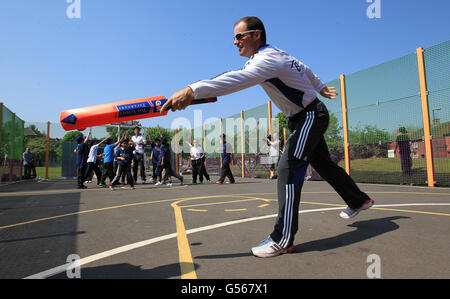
left=60, top=96, right=217, bottom=131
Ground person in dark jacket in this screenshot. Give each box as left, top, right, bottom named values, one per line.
left=155, top=137, right=184, bottom=186
left=395, top=127, right=412, bottom=184
left=155, top=137, right=172, bottom=186
left=75, top=132, right=91, bottom=189
left=147, top=132, right=161, bottom=184
left=217, top=134, right=235, bottom=184
left=110, top=138, right=135, bottom=190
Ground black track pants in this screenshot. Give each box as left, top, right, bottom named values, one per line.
left=270, top=99, right=371, bottom=248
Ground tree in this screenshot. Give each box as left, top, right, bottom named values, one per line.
left=26, top=125, right=45, bottom=137
left=325, top=113, right=343, bottom=148
left=105, top=120, right=144, bottom=139
left=275, top=112, right=289, bottom=147
left=24, top=136, right=61, bottom=166
left=349, top=124, right=390, bottom=145
left=347, top=124, right=391, bottom=159
left=62, top=131, right=83, bottom=142
left=146, top=126, right=175, bottom=143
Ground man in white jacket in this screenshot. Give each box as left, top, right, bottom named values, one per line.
left=162, top=16, right=374, bottom=258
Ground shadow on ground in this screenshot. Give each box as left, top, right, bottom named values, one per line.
left=295, top=216, right=409, bottom=253
left=50, top=262, right=199, bottom=279
left=194, top=216, right=410, bottom=259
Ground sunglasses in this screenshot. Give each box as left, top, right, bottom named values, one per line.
left=234, top=30, right=259, bottom=41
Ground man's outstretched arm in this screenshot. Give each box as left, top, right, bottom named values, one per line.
left=161, top=55, right=277, bottom=113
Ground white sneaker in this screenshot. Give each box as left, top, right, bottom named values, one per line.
left=109, top=185, right=115, bottom=191
left=251, top=237, right=295, bottom=258
left=130, top=186, right=135, bottom=190
left=339, top=199, right=375, bottom=219
left=166, top=182, right=173, bottom=187
left=155, top=181, right=162, bottom=186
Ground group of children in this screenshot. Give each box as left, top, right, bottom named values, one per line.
left=75, top=128, right=239, bottom=190
left=75, top=127, right=182, bottom=190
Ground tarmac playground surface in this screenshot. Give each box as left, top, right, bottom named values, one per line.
left=0, top=176, right=449, bottom=279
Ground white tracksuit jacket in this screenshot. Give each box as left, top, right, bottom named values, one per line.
left=188, top=45, right=326, bottom=118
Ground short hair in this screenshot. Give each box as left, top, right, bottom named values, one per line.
left=399, top=127, right=407, bottom=134
left=134, top=126, right=141, bottom=131
left=235, top=16, right=267, bottom=45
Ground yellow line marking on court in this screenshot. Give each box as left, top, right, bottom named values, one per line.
left=301, top=201, right=450, bottom=217
left=3, top=190, right=449, bottom=230
left=0, top=193, right=251, bottom=230
left=179, top=197, right=267, bottom=208
left=258, top=204, right=270, bottom=208
left=1, top=189, right=449, bottom=199
left=166, top=194, right=273, bottom=280
left=302, top=201, right=346, bottom=207
left=4, top=189, right=448, bottom=280
left=0, top=184, right=189, bottom=198
left=302, top=201, right=450, bottom=217
left=368, top=191, right=450, bottom=197
left=25, top=201, right=450, bottom=279
left=225, top=208, right=248, bottom=212
left=186, top=209, right=208, bottom=212
left=371, top=207, right=450, bottom=217
left=0, top=197, right=175, bottom=230
left=171, top=200, right=197, bottom=279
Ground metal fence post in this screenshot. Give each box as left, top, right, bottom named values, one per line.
left=268, top=100, right=273, bottom=136
left=9, top=113, right=16, bottom=181
left=240, top=110, right=245, bottom=178
left=45, top=121, right=50, bottom=180
left=0, top=103, right=3, bottom=159
left=175, top=128, right=179, bottom=175
left=20, top=119, right=24, bottom=180
left=416, top=47, right=435, bottom=187
left=340, top=74, right=351, bottom=175
left=219, top=118, right=223, bottom=168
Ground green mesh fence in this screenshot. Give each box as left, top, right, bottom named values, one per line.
left=423, top=40, right=450, bottom=186
left=204, top=118, right=221, bottom=159
left=1, top=104, right=25, bottom=182
left=319, top=41, right=450, bottom=187
left=318, top=78, right=345, bottom=162
left=242, top=103, right=269, bottom=155
left=203, top=118, right=222, bottom=175
left=346, top=96, right=426, bottom=185
left=223, top=112, right=242, bottom=154
left=241, top=103, right=270, bottom=178
left=14, top=117, right=24, bottom=161
left=6, top=42, right=447, bottom=185
left=181, top=102, right=272, bottom=178
left=344, top=52, right=425, bottom=185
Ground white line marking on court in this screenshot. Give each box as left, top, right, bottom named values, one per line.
left=23, top=203, right=450, bottom=279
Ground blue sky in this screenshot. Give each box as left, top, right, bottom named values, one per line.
left=1, top=0, right=449, bottom=134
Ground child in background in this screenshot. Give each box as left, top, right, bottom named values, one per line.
left=110, top=138, right=135, bottom=190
